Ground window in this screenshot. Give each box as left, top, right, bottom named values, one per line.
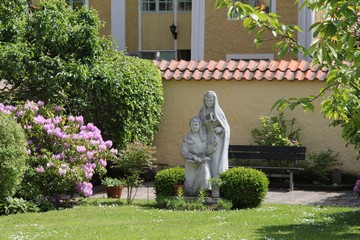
left=226, top=54, right=274, bottom=61
left=66, top=0, right=85, bottom=9
left=142, top=0, right=173, bottom=12
left=178, top=0, right=192, bottom=12
left=229, top=0, right=273, bottom=19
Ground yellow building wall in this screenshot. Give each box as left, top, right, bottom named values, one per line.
left=153, top=79, right=359, bottom=175
left=141, top=13, right=174, bottom=50
left=204, top=0, right=299, bottom=61
left=177, top=13, right=192, bottom=50
left=126, top=0, right=139, bottom=53
left=89, top=0, right=111, bottom=37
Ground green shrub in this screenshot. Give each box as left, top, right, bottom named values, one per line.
left=0, top=0, right=164, bottom=149
left=251, top=112, right=301, bottom=147
left=300, top=149, right=341, bottom=184
left=0, top=112, right=28, bottom=201
left=0, top=197, right=39, bottom=215
left=154, top=167, right=185, bottom=197
left=220, top=167, right=269, bottom=209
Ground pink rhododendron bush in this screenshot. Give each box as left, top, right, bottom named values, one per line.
left=0, top=101, right=118, bottom=203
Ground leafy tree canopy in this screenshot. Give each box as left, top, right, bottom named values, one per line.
left=215, top=0, right=359, bottom=155
left=0, top=0, right=163, bottom=148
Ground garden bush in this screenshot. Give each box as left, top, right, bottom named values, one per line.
left=0, top=0, right=163, bottom=148
left=0, top=112, right=27, bottom=201
left=251, top=112, right=301, bottom=147
left=0, top=197, right=39, bottom=215
left=300, top=149, right=341, bottom=184
left=0, top=101, right=117, bottom=204
left=154, top=167, right=185, bottom=197
left=220, top=167, right=269, bottom=209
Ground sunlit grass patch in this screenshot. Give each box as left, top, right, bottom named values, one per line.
left=0, top=202, right=359, bottom=240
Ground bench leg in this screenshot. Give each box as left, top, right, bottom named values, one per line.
left=289, top=171, right=294, bottom=191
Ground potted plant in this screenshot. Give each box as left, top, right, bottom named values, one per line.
left=173, top=181, right=185, bottom=196
left=208, top=177, right=223, bottom=198
left=111, top=141, right=156, bottom=204
left=101, top=177, right=124, bottom=198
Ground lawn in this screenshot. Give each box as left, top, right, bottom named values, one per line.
left=0, top=199, right=359, bottom=240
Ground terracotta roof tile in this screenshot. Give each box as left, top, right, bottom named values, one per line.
left=153, top=59, right=328, bottom=81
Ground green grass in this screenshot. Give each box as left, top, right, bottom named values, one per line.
left=0, top=199, right=359, bottom=240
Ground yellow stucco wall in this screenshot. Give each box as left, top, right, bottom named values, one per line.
left=153, top=79, right=359, bottom=175
left=126, top=0, right=138, bottom=53
left=141, top=12, right=191, bottom=51
left=141, top=13, right=174, bottom=50
left=89, top=0, right=111, bottom=37
left=204, top=0, right=299, bottom=61
left=177, top=13, right=192, bottom=50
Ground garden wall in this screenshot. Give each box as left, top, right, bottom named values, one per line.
left=153, top=79, right=359, bottom=175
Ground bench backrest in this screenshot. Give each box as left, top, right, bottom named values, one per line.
left=228, top=145, right=306, bottom=161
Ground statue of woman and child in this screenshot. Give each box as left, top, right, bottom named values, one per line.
left=180, top=91, right=230, bottom=197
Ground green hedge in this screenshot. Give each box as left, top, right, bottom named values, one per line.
left=154, top=167, right=185, bottom=197
left=220, top=167, right=269, bottom=209
left=0, top=113, right=28, bottom=201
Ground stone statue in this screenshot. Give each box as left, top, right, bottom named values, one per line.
left=198, top=90, right=230, bottom=179
left=180, top=117, right=212, bottom=196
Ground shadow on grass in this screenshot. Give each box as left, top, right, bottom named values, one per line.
left=256, top=208, right=360, bottom=239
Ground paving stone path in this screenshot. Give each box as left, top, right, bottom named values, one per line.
left=92, top=183, right=359, bottom=207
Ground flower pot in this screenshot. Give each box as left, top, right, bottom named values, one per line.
left=106, top=186, right=124, bottom=198
left=211, top=186, right=220, bottom=198
left=173, top=184, right=185, bottom=196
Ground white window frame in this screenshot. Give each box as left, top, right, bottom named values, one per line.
left=226, top=54, right=274, bottom=61
left=66, top=0, right=87, bottom=9
left=178, top=0, right=192, bottom=12
left=142, top=0, right=173, bottom=12
left=228, top=0, right=276, bottom=20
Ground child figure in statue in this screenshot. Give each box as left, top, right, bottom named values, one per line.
left=180, top=117, right=212, bottom=196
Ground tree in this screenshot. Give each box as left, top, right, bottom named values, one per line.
left=0, top=0, right=163, bottom=148
left=215, top=0, right=359, bottom=155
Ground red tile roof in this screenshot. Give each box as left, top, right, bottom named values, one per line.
left=153, top=59, right=328, bottom=81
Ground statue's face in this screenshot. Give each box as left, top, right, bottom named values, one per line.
left=204, top=95, right=215, bottom=108
left=190, top=121, right=200, bottom=133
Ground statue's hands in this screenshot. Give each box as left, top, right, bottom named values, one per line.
left=214, top=127, right=223, bottom=134
left=193, top=156, right=202, bottom=162
left=202, top=156, right=211, bottom=162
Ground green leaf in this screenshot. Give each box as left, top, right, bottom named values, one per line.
left=243, top=17, right=252, bottom=28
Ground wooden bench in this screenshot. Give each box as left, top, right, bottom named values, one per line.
left=228, top=145, right=306, bottom=191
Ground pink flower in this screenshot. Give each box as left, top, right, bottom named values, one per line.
left=105, top=140, right=113, bottom=148
left=37, top=101, right=44, bottom=107
left=76, top=182, right=93, bottom=197
left=87, top=151, right=95, bottom=160
left=58, top=168, right=67, bottom=175
left=43, top=123, right=55, bottom=131
left=47, top=162, right=54, bottom=168
left=53, top=116, right=62, bottom=125
left=36, top=166, right=45, bottom=174
left=16, top=110, right=24, bottom=117
left=54, top=106, right=62, bottom=112
left=99, top=144, right=107, bottom=151
left=75, top=116, right=84, bottom=125
left=85, top=172, right=93, bottom=179
left=76, top=146, right=86, bottom=153
left=99, top=158, right=107, bottom=167
left=110, top=148, right=118, bottom=154
left=68, top=116, right=75, bottom=121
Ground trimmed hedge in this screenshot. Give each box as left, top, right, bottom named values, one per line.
left=154, top=166, right=185, bottom=197
left=0, top=113, right=28, bottom=201
left=220, top=167, right=269, bottom=209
